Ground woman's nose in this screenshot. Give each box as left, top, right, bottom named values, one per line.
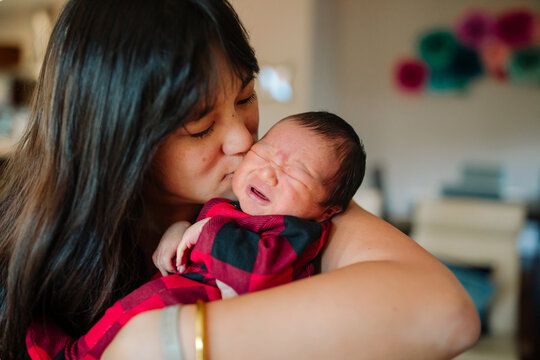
left=258, top=165, right=278, bottom=186
left=222, top=113, right=256, bottom=156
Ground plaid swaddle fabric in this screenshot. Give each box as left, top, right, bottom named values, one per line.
left=26, top=198, right=330, bottom=359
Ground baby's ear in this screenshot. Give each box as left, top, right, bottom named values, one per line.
left=317, top=206, right=342, bottom=222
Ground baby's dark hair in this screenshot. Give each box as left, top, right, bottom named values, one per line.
left=284, top=111, right=366, bottom=212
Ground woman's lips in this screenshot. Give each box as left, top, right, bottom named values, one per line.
left=246, top=185, right=270, bottom=204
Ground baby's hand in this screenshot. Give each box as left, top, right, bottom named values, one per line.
left=152, top=221, right=191, bottom=276
left=176, top=217, right=212, bottom=273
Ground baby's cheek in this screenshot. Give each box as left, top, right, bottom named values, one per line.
left=282, top=191, right=299, bottom=208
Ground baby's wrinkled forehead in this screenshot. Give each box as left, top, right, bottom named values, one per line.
left=267, top=119, right=338, bottom=155
left=257, top=120, right=339, bottom=180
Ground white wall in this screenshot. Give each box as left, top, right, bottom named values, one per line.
left=328, top=0, right=540, bottom=217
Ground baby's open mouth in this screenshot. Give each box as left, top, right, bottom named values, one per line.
left=250, top=186, right=269, bottom=202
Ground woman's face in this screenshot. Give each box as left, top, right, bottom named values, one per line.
left=150, top=69, right=259, bottom=206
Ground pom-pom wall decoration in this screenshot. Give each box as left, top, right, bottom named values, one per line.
left=495, top=10, right=534, bottom=48
left=508, top=46, right=540, bottom=84
left=480, top=40, right=511, bottom=80
left=395, top=59, right=429, bottom=92
left=532, top=15, right=540, bottom=44
left=455, top=10, right=495, bottom=48
left=419, top=31, right=458, bottom=71
left=429, top=45, right=483, bottom=90
left=394, top=8, right=540, bottom=93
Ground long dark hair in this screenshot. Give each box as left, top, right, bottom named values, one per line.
left=0, top=0, right=258, bottom=358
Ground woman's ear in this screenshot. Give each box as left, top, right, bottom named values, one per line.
left=316, top=206, right=342, bottom=222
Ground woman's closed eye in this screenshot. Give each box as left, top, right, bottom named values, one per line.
left=186, top=121, right=215, bottom=138
left=237, top=92, right=257, bottom=105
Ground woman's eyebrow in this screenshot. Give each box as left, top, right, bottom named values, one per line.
left=242, top=74, right=255, bottom=88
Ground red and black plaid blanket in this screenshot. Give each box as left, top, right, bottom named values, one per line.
left=26, top=198, right=330, bottom=359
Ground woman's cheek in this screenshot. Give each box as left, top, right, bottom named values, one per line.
left=244, top=106, right=260, bottom=138
left=196, top=149, right=218, bottom=172
left=184, top=145, right=212, bottom=170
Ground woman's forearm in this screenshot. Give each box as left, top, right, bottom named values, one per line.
left=103, top=204, right=480, bottom=359
left=104, top=262, right=479, bottom=359
left=205, top=261, right=478, bottom=359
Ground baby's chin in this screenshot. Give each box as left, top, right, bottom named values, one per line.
left=235, top=200, right=274, bottom=217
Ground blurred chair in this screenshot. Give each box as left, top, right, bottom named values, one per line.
left=411, top=197, right=526, bottom=360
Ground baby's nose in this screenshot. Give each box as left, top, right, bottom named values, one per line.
left=259, top=165, right=278, bottom=186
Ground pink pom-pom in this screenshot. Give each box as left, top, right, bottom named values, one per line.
left=394, top=59, right=428, bottom=92
left=495, top=10, right=534, bottom=48
left=455, top=10, right=495, bottom=48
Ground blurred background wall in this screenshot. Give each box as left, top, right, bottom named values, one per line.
left=232, top=0, right=540, bottom=220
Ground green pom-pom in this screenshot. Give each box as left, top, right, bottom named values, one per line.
left=507, top=47, right=540, bottom=85
left=419, top=30, right=458, bottom=71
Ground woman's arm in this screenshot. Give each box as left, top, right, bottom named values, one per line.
left=103, top=202, right=480, bottom=359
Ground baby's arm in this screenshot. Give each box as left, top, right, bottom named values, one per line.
left=176, top=217, right=211, bottom=273
left=152, top=221, right=191, bottom=276
left=153, top=218, right=212, bottom=276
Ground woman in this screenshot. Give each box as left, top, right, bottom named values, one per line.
left=0, top=0, right=479, bottom=359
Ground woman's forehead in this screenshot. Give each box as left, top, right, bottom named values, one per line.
left=217, top=67, right=255, bottom=94
left=213, top=49, right=255, bottom=88
left=184, top=68, right=255, bottom=125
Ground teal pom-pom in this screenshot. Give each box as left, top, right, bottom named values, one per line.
left=507, top=46, right=540, bottom=85
left=419, top=30, right=458, bottom=71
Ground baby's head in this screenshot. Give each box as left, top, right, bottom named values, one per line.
left=232, top=111, right=366, bottom=221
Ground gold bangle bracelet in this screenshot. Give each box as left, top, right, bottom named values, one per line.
left=195, top=299, right=207, bottom=360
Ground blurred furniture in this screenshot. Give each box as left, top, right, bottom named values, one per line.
left=0, top=45, right=20, bottom=68
left=519, top=200, right=540, bottom=360
left=411, top=197, right=526, bottom=360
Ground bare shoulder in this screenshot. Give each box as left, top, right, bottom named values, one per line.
left=322, top=201, right=435, bottom=272
left=322, top=201, right=481, bottom=354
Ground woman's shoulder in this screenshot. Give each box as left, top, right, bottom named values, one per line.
left=322, top=201, right=432, bottom=272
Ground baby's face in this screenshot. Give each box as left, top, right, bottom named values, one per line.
left=232, top=119, right=338, bottom=221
